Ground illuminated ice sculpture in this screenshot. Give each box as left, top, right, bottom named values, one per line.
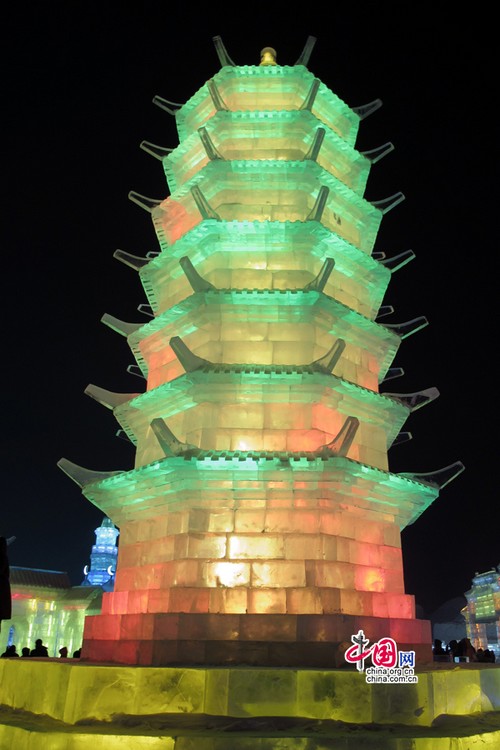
left=59, top=37, right=464, bottom=667
left=81, top=517, right=119, bottom=591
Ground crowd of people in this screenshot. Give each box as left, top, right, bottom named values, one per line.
left=433, top=637, right=496, bottom=662
left=0, top=639, right=81, bottom=659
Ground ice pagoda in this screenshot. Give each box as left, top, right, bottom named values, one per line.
left=59, top=36, right=464, bottom=667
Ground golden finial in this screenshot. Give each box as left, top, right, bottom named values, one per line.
left=260, top=47, right=277, bottom=66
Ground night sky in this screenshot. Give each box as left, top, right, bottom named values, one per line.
left=3, top=4, right=497, bottom=618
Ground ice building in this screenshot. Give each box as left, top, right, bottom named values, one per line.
left=464, top=565, right=500, bottom=660
left=0, top=517, right=118, bottom=656
left=1, top=569, right=101, bottom=658
left=81, top=517, right=119, bottom=591
left=58, top=36, right=464, bottom=667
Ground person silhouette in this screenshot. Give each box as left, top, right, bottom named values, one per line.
left=455, top=637, right=477, bottom=662
left=433, top=638, right=445, bottom=655
left=59, top=646, right=68, bottom=658
left=1, top=644, right=19, bottom=657
left=447, top=639, right=459, bottom=660
left=30, top=638, right=49, bottom=657
left=21, top=647, right=30, bottom=657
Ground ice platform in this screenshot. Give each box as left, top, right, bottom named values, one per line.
left=0, top=660, right=499, bottom=748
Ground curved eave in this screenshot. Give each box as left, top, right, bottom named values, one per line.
left=113, top=368, right=410, bottom=447
left=77, top=453, right=441, bottom=531
left=165, top=109, right=370, bottom=195
left=140, top=219, right=390, bottom=319
left=123, top=289, right=401, bottom=381
left=175, top=65, right=360, bottom=146
left=150, top=160, right=391, bottom=256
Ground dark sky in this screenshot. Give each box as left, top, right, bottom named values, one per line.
left=3, top=4, right=497, bottom=618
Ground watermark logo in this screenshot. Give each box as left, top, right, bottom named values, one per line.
left=344, top=629, right=418, bottom=683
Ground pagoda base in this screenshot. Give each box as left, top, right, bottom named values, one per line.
left=0, top=660, right=499, bottom=749
left=83, top=637, right=435, bottom=669
left=82, top=611, right=433, bottom=666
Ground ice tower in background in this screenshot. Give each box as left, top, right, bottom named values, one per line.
left=81, top=517, right=119, bottom=591
left=59, top=36, right=464, bottom=667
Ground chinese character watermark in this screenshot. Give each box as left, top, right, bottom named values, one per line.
left=345, top=629, right=418, bottom=683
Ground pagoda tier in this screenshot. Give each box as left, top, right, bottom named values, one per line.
left=158, top=110, right=378, bottom=194
left=103, top=290, right=406, bottom=390
left=87, top=370, right=437, bottom=470
left=60, top=53, right=463, bottom=667
left=136, top=221, right=392, bottom=319
left=143, top=160, right=403, bottom=253
left=59, top=451, right=449, bottom=665
left=61, top=453, right=441, bottom=534
left=172, top=65, right=363, bottom=144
